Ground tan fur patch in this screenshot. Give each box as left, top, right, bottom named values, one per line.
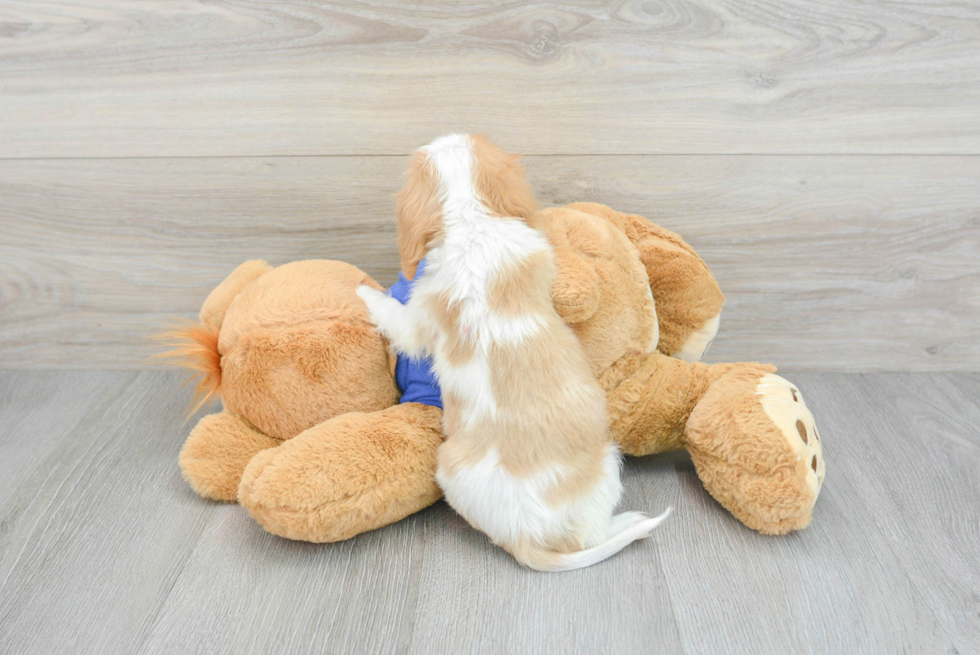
left=397, top=151, right=445, bottom=280
left=469, top=135, right=539, bottom=220
left=440, top=319, right=610, bottom=510
left=539, top=532, right=584, bottom=554
left=424, top=292, right=475, bottom=366
left=505, top=538, right=563, bottom=571
left=487, top=249, right=555, bottom=316
left=544, top=453, right=610, bottom=508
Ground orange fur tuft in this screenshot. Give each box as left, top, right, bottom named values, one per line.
left=151, top=320, right=223, bottom=416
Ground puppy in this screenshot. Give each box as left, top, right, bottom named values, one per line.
left=357, top=134, right=670, bottom=571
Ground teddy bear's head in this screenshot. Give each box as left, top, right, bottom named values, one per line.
left=181, top=259, right=401, bottom=441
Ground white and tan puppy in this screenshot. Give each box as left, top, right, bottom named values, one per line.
left=357, top=134, right=670, bottom=571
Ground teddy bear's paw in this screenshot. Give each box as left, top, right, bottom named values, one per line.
left=756, top=374, right=825, bottom=497
left=672, top=313, right=721, bottom=362
left=179, top=411, right=282, bottom=502
left=238, top=403, right=445, bottom=543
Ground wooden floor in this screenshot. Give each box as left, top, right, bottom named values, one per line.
left=3, top=1, right=979, bottom=652
left=0, top=370, right=977, bottom=654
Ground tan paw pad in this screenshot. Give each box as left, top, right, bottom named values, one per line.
left=756, top=374, right=825, bottom=499
left=673, top=313, right=721, bottom=362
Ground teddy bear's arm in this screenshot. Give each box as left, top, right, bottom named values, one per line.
left=550, top=246, right=602, bottom=325
left=528, top=211, right=603, bottom=325
left=238, top=402, right=444, bottom=542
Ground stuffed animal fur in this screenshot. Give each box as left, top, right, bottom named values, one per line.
left=165, top=202, right=824, bottom=541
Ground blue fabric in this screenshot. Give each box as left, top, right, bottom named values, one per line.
left=386, top=259, right=443, bottom=409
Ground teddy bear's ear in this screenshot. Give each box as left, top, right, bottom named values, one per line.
left=396, top=151, right=444, bottom=280
left=153, top=260, right=271, bottom=416
left=199, top=260, right=273, bottom=330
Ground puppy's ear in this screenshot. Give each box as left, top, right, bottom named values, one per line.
left=396, top=151, right=444, bottom=280
left=470, top=134, right=539, bottom=220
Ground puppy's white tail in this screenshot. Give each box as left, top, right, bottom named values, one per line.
left=509, top=508, right=672, bottom=573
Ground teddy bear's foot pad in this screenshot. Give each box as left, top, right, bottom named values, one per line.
left=673, top=313, right=721, bottom=362
left=756, top=373, right=825, bottom=499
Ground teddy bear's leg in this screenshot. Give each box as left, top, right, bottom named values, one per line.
left=179, top=410, right=282, bottom=502
left=238, top=402, right=444, bottom=543
left=604, top=351, right=824, bottom=534
left=685, top=369, right=825, bottom=535
left=565, top=202, right=725, bottom=361
left=603, top=351, right=731, bottom=456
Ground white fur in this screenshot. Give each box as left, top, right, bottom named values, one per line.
left=358, top=134, right=670, bottom=571
left=434, top=445, right=624, bottom=548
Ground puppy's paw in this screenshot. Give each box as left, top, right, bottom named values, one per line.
left=355, top=284, right=385, bottom=320
left=356, top=284, right=405, bottom=341
left=355, top=283, right=384, bottom=306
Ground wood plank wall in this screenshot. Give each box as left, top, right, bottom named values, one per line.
left=1, top=0, right=978, bottom=370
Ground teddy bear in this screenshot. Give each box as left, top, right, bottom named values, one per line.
left=165, top=200, right=825, bottom=541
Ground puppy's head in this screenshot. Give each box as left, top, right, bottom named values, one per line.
left=396, top=134, right=538, bottom=279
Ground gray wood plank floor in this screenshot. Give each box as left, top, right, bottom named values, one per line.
left=0, top=371, right=977, bottom=654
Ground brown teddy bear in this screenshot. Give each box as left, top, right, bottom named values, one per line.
left=164, top=196, right=824, bottom=541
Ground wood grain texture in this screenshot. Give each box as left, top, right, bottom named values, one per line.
left=1, top=0, right=979, bottom=157
left=0, top=371, right=221, bottom=654
left=2, top=155, right=977, bottom=370
left=657, top=372, right=980, bottom=653
left=0, top=370, right=119, bottom=496
left=0, top=371, right=978, bottom=653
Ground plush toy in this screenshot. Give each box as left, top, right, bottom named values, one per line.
left=164, top=194, right=824, bottom=541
